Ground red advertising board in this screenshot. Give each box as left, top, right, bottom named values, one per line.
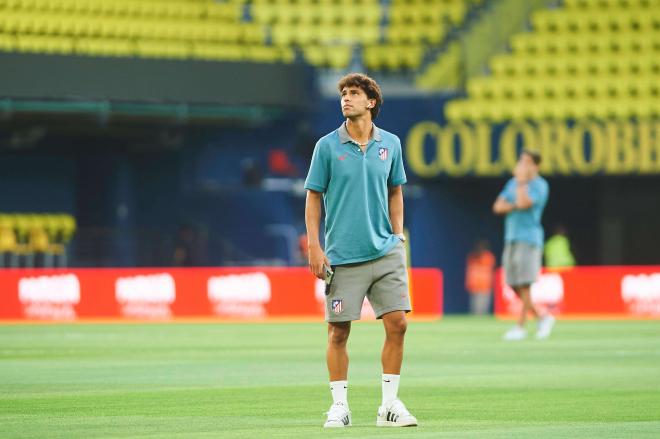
left=495, top=266, right=660, bottom=318
left=0, top=267, right=443, bottom=321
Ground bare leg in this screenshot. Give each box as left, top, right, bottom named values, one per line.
left=327, top=322, right=351, bottom=381
left=514, top=285, right=539, bottom=327
left=381, top=311, right=407, bottom=374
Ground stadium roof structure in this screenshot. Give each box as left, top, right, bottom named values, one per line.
left=0, top=52, right=316, bottom=123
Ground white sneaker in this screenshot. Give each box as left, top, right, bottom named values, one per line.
left=377, top=399, right=418, bottom=427
left=503, top=325, right=527, bottom=341
left=536, top=315, right=556, bottom=339
left=324, top=402, right=351, bottom=428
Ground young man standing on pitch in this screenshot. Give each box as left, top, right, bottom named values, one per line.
left=493, top=150, right=555, bottom=341
left=304, top=73, right=417, bottom=428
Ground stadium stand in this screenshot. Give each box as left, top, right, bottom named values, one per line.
left=0, top=0, right=293, bottom=63
left=0, top=0, right=481, bottom=71
left=445, top=0, right=660, bottom=122
left=0, top=213, right=76, bottom=268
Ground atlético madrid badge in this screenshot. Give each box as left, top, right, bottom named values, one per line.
left=378, top=147, right=388, bottom=161
left=332, top=299, right=343, bottom=314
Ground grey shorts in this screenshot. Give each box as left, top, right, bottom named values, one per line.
left=503, top=242, right=542, bottom=288
left=325, top=241, right=411, bottom=322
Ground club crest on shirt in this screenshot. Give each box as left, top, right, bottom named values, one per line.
left=332, top=299, right=343, bottom=314
left=378, top=147, right=388, bottom=161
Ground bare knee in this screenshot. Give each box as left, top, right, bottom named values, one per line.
left=385, top=316, right=407, bottom=339
left=328, top=323, right=350, bottom=347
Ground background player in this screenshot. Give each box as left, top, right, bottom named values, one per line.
left=493, top=150, right=555, bottom=340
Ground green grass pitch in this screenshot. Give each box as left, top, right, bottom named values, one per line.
left=1, top=318, right=659, bottom=438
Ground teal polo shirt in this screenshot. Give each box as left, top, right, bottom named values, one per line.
left=499, top=176, right=549, bottom=248
left=304, top=122, right=407, bottom=265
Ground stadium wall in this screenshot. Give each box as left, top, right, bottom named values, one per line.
left=0, top=53, right=315, bottom=109
left=0, top=153, right=76, bottom=213
left=0, top=267, right=442, bottom=321
left=494, top=266, right=660, bottom=319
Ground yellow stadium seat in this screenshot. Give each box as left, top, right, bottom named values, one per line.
left=570, top=99, right=594, bottom=120
left=358, top=26, right=381, bottom=45
left=401, top=45, right=424, bottom=69
left=363, top=45, right=384, bottom=70
left=241, top=24, right=265, bottom=44
left=447, top=3, right=467, bottom=25
left=251, top=4, right=278, bottom=24
left=135, top=39, right=189, bottom=59
left=636, top=98, right=655, bottom=118
left=275, top=5, right=299, bottom=24
left=532, top=11, right=557, bottom=33
left=327, top=45, right=352, bottom=69
left=75, top=38, right=134, bottom=57
left=470, top=101, right=496, bottom=122
left=508, top=102, right=530, bottom=122
left=245, top=45, right=279, bottom=63
left=0, top=33, right=16, bottom=51
left=467, top=77, right=491, bottom=100
left=0, top=225, right=17, bottom=252
left=206, top=3, right=242, bottom=22
left=278, top=45, right=295, bottom=63
left=271, top=25, right=296, bottom=46
left=384, top=46, right=404, bottom=69
left=303, top=45, right=327, bottom=67
left=527, top=102, right=552, bottom=120
left=297, top=6, right=320, bottom=25
left=16, top=34, right=74, bottom=54
left=388, top=25, right=423, bottom=44
left=28, top=226, right=50, bottom=253
left=334, top=26, right=360, bottom=44
left=318, top=5, right=343, bottom=25
left=12, top=213, right=35, bottom=242
left=444, top=100, right=467, bottom=121
left=191, top=43, right=244, bottom=61
left=489, top=55, right=510, bottom=76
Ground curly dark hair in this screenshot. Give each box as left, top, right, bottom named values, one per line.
left=337, top=73, right=383, bottom=120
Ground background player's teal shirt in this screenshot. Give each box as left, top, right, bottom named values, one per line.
left=499, top=176, right=549, bottom=248
left=304, top=123, right=407, bottom=265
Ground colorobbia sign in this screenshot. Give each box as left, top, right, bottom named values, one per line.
left=495, top=266, right=660, bottom=318
left=0, top=267, right=443, bottom=321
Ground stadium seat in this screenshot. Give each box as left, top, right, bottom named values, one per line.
left=192, top=43, right=244, bottom=61
left=446, top=0, right=660, bottom=122
left=327, top=45, right=353, bottom=70
left=0, top=0, right=473, bottom=70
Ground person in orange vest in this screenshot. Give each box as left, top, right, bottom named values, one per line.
left=465, top=240, right=496, bottom=315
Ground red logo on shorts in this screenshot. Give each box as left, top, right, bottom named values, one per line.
left=332, top=299, right=343, bottom=314
left=338, top=155, right=347, bottom=161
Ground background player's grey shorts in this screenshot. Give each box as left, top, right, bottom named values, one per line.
left=503, top=241, right=542, bottom=287
left=325, top=241, right=411, bottom=322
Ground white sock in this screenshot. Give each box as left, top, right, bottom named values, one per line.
left=382, top=374, right=400, bottom=406
left=330, top=380, right=348, bottom=405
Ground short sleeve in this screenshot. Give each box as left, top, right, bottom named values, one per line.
left=388, top=137, right=407, bottom=186
left=304, top=140, right=329, bottom=193
left=499, top=179, right=515, bottom=203
left=528, top=179, right=549, bottom=206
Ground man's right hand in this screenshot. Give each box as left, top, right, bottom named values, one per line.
left=308, top=243, right=331, bottom=280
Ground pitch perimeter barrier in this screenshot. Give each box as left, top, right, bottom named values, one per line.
left=0, top=267, right=443, bottom=321
left=495, top=266, right=660, bottom=318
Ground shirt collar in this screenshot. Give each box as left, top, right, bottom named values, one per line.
left=338, top=122, right=382, bottom=144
